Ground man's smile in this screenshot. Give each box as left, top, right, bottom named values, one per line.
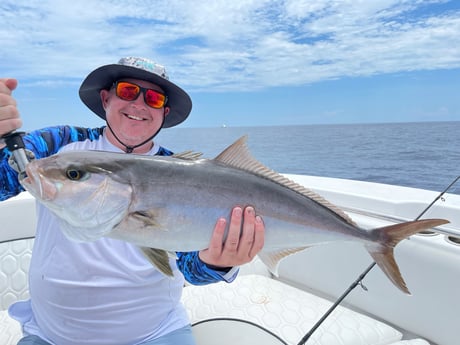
left=123, top=112, right=145, bottom=121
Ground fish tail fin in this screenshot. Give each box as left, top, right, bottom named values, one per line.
left=366, top=218, right=448, bottom=294
left=140, top=247, right=175, bottom=277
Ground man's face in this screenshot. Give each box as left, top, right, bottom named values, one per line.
left=100, top=78, right=169, bottom=152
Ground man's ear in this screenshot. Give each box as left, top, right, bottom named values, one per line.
left=164, top=107, right=170, bottom=117
left=100, top=89, right=110, bottom=110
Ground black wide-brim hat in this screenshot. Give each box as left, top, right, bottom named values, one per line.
left=79, top=57, right=192, bottom=128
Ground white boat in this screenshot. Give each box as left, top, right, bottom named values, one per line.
left=1, top=174, right=459, bottom=345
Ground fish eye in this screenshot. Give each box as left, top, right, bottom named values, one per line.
left=65, top=169, right=88, bottom=181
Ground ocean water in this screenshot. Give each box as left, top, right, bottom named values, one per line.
left=156, top=121, right=460, bottom=195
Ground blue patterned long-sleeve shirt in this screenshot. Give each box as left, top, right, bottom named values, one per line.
left=0, top=125, right=235, bottom=285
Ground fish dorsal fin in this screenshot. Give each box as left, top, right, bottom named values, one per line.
left=215, top=136, right=357, bottom=227
left=172, top=150, right=203, bottom=160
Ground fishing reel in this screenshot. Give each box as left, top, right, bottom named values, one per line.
left=1, top=131, right=35, bottom=178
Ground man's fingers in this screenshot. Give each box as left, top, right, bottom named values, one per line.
left=0, top=78, right=21, bottom=137
left=238, top=206, right=256, bottom=255
left=0, top=79, right=18, bottom=93
left=209, top=218, right=226, bottom=255
left=249, top=216, right=265, bottom=258
left=224, top=206, right=243, bottom=252
left=199, top=205, right=265, bottom=268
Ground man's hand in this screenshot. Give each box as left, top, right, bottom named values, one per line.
left=199, top=206, right=265, bottom=269
left=0, top=78, right=22, bottom=142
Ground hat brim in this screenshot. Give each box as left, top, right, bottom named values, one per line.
left=79, top=64, right=192, bottom=128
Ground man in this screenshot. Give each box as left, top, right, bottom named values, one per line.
left=0, top=57, right=265, bottom=345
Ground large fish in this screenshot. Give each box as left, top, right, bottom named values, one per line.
left=20, top=136, right=448, bottom=294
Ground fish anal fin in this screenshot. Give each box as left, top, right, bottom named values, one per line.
left=140, top=247, right=174, bottom=277
left=258, top=247, right=309, bottom=276
left=367, top=218, right=449, bottom=294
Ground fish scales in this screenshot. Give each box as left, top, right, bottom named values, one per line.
left=112, top=156, right=362, bottom=251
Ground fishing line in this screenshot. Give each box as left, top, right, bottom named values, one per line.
left=296, top=174, right=460, bottom=345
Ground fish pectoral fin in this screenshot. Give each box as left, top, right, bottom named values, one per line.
left=367, top=218, right=449, bottom=295
left=140, top=247, right=174, bottom=277
left=129, top=210, right=160, bottom=228
left=258, top=247, right=309, bottom=277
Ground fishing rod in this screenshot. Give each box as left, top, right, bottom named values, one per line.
left=296, top=174, right=460, bottom=345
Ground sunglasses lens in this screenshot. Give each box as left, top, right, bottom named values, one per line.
left=115, top=82, right=166, bottom=109
left=145, top=89, right=166, bottom=108
left=116, top=82, right=140, bottom=101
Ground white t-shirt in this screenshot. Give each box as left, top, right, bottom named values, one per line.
left=9, top=135, right=189, bottom=345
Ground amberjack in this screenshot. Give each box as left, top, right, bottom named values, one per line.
left=21, top=136, right=448, bottom=294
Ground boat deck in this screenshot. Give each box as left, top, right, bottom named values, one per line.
left=2, top=175, right=459, bottom=344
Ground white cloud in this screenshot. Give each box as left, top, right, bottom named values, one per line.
left=1, top=0, right=459, bottom=91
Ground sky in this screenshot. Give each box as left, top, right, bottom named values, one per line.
left=1, top=0, right=459, bottom=130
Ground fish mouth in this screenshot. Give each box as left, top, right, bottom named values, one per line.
left=20, top=164, right=36, bottom=195
left=21, top=165, right=57, bottom=201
